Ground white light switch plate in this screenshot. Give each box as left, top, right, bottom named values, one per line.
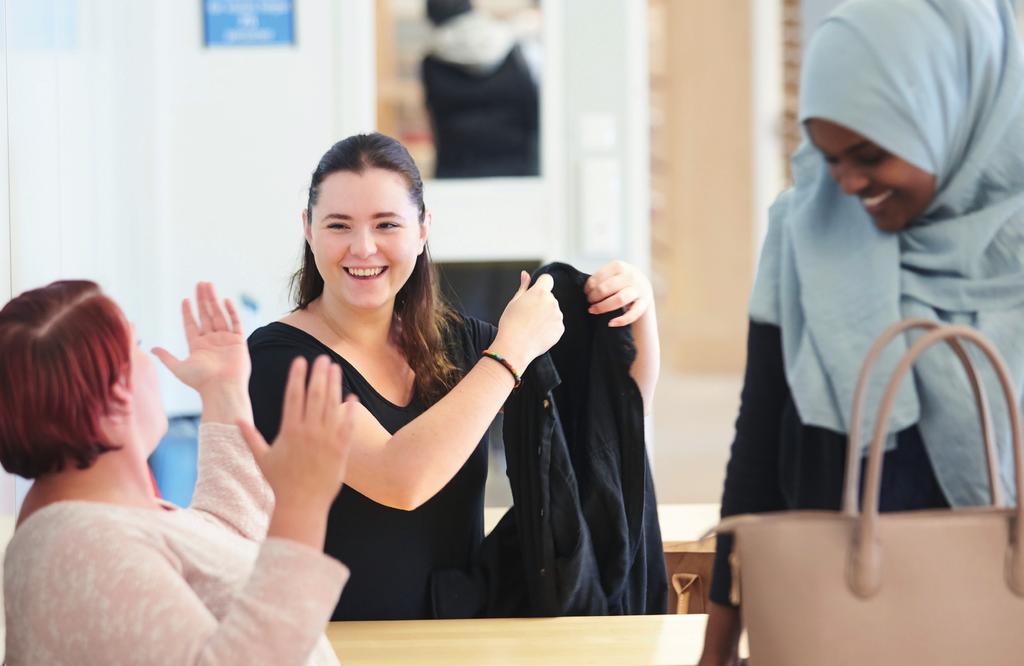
left=579, top=157, right=622, bottom=257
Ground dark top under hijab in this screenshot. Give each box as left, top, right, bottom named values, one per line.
left=247, top=315, right=497, bottom=620
left=710, top=321, right=949, bottom=606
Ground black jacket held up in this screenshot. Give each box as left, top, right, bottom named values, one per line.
left=430, top=263, right=667, bottom=617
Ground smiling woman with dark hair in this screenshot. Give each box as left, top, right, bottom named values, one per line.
left=247, top=132, right=660, bottom=620
left=698, top=1, right=1024, bottom=663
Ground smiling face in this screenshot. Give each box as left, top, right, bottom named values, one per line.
left=303, top=168, right=429, bottom=313
left=805, top=118, right=937, bottom=232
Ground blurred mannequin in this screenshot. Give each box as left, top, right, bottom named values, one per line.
left=422, top=0, right=540, bottom=178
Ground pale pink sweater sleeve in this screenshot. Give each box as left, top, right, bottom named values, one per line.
left=5, top=513, right=348, bottom=666
left=189, top=423, right=275, bottom=540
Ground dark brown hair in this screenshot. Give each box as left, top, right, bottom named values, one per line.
left=0, top=280, right=130, bottom=478
left=293, top=133, right=461, bottom=405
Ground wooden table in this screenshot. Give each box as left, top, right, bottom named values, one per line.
left=328, top=614, right=712, bottom=665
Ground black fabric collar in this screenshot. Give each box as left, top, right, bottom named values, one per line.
left=529, top=262, right=637, bottom=395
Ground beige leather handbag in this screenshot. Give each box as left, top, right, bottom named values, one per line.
left=717, top=320, right=1024, bottom=666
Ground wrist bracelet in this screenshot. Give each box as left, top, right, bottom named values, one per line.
left=482, top=349, right=522, bottom=389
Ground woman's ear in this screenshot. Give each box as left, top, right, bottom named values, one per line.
left=96, top=377, right=134, bottom=443
left=419, top=210, right=432, bottom=255
left=302, top=208, right=313, bottom=245
left=109, top=378, right=134, bottom=414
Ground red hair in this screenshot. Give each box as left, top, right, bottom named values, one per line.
left=0, top=280, right=131, bottom=478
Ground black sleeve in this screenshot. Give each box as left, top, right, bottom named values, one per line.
left=248, top=341, right=311, bottom=444
left=709, top=320, right=791, bottom=606
left=449, top=315, right=498, bottom=372
left=465, top=316, right=498, bottom=356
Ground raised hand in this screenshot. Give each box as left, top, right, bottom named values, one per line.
left=152, top=282, right=250, bottom=394
left=237, top=355, right=357, bottom=518
left=491, top=271, right=565, bottom=372
left=584, top=260, right=654, bottom=327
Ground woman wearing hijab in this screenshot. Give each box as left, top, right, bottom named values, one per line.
left=698, top=1, right=1024, bottom=663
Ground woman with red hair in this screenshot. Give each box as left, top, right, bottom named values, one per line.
left=1, top=281, right=353, bottom=665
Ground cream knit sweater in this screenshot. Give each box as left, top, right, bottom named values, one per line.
left=4, top=424, right=348, bottom=665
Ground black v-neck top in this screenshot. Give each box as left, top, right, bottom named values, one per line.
left=247, top=316, right=497, bottom=620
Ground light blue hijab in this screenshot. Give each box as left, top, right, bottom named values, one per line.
left=750, top=0, right=1024, bottom=506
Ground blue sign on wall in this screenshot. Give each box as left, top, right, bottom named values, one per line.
left=203, top=0, right=295, bottom=48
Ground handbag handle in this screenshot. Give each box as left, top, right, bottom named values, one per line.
left=846, top=324, right=1024, bottom=598
left=844, top=318, right=1002, bottom=515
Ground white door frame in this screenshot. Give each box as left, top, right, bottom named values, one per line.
left=1, top=0, right=20, bottom=523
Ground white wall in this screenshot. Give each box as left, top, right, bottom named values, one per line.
left=0, top=1, right=9, bottom=309
left=3, top=1, right=381, bottom=416
left=558, top=0, right=649, bottom=274
left=7, top=0, right=159, bottom=319
left=6, top=2, right=165, bottom=516
left=0, top=5, right=12, bottom=651
left=149, top=0, right=360, bottom=413
left=1, top=0, right=14, bottom=521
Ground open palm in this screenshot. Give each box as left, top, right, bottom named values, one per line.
left=153, top=282, right=251, bottom=393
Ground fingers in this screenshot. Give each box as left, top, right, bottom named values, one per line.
left=327, top=362, right=342, bottom=421
left=585, top=273, right=630, bottom=305
left=304, top=355, right=331, bottom=422
left=195, top=283, right=216, bottom=334
left=509, top=270, right=531, bottom=302
left=195, top=282, right=231, bottom=333
left=224, top=298, right=243, bottom=335
left=204, top=283, right=230, bottom=332
left=507, top=271, right=533, bottom=305
left=237, top=420, right=271, bottom=462
left=186, top=283, right=240, bottom=336
left=609, top=298, right=649, bottom=327
left=181, top=298, right=201, bottom=341
left=281, top=356, right=309, bottom=429
left=589, top=286, right=639, bottom=315
left=281, top=356, right=340, bottom=434
left=336, top=394, right=360, bottom=449
left=531, top=273, right=554, bottom=293
left=151, top=346, right=181, bottom=373
left=583, top=260, right=652, bottom=326
left=585, top=260, right=626, bottom=292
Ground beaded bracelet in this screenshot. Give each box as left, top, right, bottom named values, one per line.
left=482, top=349, right=522, bottom=389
